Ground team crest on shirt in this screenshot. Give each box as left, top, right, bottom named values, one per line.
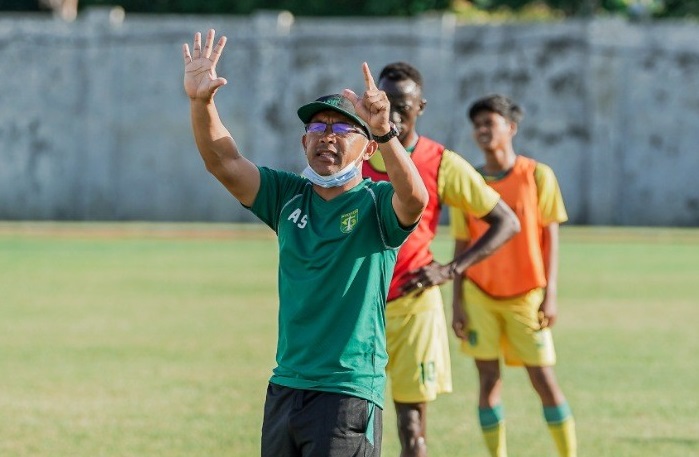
left=340, top=209, right=359, bottom=233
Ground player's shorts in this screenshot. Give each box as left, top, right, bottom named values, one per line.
left=261, top=383, right=382, bottom=457
left=458, top=280, right=556, bottom=367
left=385, top=286, right=452, bottom=403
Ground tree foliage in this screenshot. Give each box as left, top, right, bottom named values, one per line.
left=660, top=0, right=699, bottom=17
left=73, top=0, right=452, bottom=16
left=2, top=0, right=698, bottom=19
left=470, top=0, right=696, bottom=18
left=2, top=0, right=40, bottom=10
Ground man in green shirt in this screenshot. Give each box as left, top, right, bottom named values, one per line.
left=183, top=29, right=428, bottom=456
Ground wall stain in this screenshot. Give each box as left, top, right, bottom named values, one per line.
left=676, top=51, right=699, bottom=72
left=549, top=71, right=582, bottom=95
left=536, top=37, right=583, bottom=67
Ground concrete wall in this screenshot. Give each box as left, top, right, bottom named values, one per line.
left=2, top=8, right=698, bottom=226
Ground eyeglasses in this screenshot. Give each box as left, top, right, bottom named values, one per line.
left=304, top=122, right=367, bottom=138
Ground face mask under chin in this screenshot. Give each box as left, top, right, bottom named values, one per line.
left=302, top=152, right=366, bottom=188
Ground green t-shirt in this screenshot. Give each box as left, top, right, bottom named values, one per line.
left=249, top=166, right=415, bottom=408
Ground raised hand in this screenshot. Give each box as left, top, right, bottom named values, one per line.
left=343, top=62, right=391, bottom=136
left=183, top=29, right=228, bottom=101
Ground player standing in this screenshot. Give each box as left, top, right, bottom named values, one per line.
left=363, top=62, right=520, bottom=457
left=450, top=94, right=577, bottom=457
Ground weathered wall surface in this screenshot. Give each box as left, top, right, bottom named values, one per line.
left=2, top=9, right=698, bottom=225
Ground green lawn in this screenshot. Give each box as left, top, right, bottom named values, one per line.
left=1, top=223, right=697, bottom=456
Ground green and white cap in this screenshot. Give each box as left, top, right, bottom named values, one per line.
left=297, top=94, right=372, bottom=139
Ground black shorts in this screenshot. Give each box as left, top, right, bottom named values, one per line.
left=261, top=383, right=382, bottom=457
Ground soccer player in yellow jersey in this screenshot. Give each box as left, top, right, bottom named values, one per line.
left=450, top=94, right=577, bottom=457
left=364, top=64, right=520, bottom=457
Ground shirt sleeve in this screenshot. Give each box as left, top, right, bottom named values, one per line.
left=249, top=166, right=305, bottom=232
left=534, top=163, right=568, bottom=226
left=449, top=205, right=471, bottom=241
left=437, top=149, right=500, bottom=218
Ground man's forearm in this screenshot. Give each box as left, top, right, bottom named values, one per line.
left=379, top=137, right=428, bottom=215
left=451, top=240, right=468, bottom=307
left=190, top=99, right=240, bottom=168
left=447, top=200, right=519, bottom=277
left=189, top=99, right=260, bottom=206
left=542, top=223, right=560, bottom=291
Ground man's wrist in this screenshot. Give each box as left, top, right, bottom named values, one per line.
left=372, top=122, right=399, bottom=143
left=372, top=124, right=391, bottom=137
left=190, top=96, right=214, bottom=106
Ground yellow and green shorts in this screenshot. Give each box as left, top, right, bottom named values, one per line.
left=385, top=286, right=452, bottom=403
left=458, top=281, right=556, bottom=367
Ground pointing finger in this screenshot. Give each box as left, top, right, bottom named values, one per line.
left=362, top=62, right=377, bottom=91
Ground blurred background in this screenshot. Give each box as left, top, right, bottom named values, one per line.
left=2, top=0, right=699, bottom=226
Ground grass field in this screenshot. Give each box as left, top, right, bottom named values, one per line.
left=1, top=222, right=698, bottom=457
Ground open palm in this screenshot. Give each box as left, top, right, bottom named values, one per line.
left=183, top=29, right=228, bottom=100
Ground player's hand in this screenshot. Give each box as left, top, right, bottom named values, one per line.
left=538, top=292, right=558, bottom=328
left=452, top=302, right=469, bottom=341
left=399, top=261, right=453, bottom=295
left=183, top=29, right=228, bottom=101
left=342, top=62, right=391, bottom=137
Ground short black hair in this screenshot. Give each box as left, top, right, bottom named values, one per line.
left=379, top=62, right=423, bottom=88
left=468, top=94, right=524, bottom=124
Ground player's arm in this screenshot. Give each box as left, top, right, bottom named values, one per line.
left=535, top=163, right=567, bottom=328
left=451, top=237, right=470, bottom=341
left=344, top=63, right=428, bottom=226
left=539, top=222, right=560, bottom=327
left=400, top=199, right=519, bottom=294
left=183, top=29, right=260, bottom=207
left=446, top=200, right=519, bottom=277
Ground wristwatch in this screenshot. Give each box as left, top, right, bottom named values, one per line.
left=373, top=122, right=399, bottom=143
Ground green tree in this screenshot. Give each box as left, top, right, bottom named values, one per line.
left=3, top=0, right=698, bottom=19
left=2, top=0, right=40, bottom=10
left=469, top=0, right=699, bottom=18
left=660, top=0, right=699, bottom=17
left=472, top=0, right=628, bottom=17
left=69, top=0, right=450, bottom=16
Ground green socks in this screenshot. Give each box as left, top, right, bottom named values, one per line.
left=479, top=405, right=507, bottom=457
left=544, top=403, right=577, bottom=457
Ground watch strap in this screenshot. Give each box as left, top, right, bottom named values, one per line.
left=373, top=123, right=399, bottom=143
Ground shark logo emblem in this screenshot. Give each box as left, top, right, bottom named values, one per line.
left=340, top=209, right=358, bottom=234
